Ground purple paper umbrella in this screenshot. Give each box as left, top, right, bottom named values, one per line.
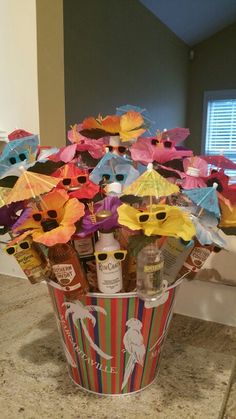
left=78, top=196, right=122, bottom=237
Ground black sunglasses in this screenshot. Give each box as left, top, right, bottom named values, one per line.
left=137, top=211, right=167, bottom=223
left=151, top=139, right=173, bottom=148
left=62, top=175, right=88, bottom=186
left=102, top=173, right=125, bottom=182
left=32, top=210, right=58, bottom=222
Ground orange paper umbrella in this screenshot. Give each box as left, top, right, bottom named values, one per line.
left=123, top=163, right=179, bottom=198
left=5, top=169, right=61, bottom=204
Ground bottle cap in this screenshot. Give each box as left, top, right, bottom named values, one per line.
left=96, top=210, right=112, bottom=221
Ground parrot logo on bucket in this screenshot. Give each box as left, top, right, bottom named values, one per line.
left=62, top=301, right=113, bottom=360
left=121, top=318, right=146, bottom=390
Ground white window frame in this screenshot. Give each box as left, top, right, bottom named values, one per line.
left=201, top=89, right=236, bottom=154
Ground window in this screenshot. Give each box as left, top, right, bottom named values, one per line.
left=202, top=90, right=236, bottom=179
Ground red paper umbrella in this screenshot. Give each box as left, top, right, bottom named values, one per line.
left=160, top=127, right=190, bottom=143
left=199, top=155, right=236, bottom=170
left=8, top=129, right=33, bottom=141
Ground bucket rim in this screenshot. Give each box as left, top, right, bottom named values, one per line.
left=47, top=276, right=183, bottom=298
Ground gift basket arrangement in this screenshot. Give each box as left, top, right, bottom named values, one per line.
left=1, top=105, right=236, bottom=395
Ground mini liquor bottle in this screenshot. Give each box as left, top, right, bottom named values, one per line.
left=94, top=210, right=124, bottom=294
left=48, top=243, right=89, bottom=299
left=136, top=240, right=164, bottom=301
left=5, top=236, right=51, bottom=284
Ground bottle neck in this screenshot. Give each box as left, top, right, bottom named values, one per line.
left=98, top=231, right=115, bottom=246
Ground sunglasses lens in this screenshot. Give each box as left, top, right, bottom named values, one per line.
left=98, top=253, right=107, bottom=261
left=118, top=146, right=126, bottom=154
left=47, top=210, right=57, bottom=218
left=115, top=174, right=124, bottom=181
left=107, top=145, right=113, bottom=152
left=77, top=176, right=87, bottom=184
left=156, top=212, right=166, bottom=220
left=114, top=252, right=124, bottom=260
left=151, top=139, right=158, bottom=146
left=102, top=174, right=110, bottom=180
left=6, top=247, right=15, bottom=255
left=9, top=157, right=17, bottom=164
left=33, top=213, right=42, bottom=221
left=139, top=214, right=149, bottom=222
left=19, top=153, right=27, bottom=161
left=164, top=141, right=172, bottom=148
left=20, top=241, right=30, bottom=250
left=62, top=178, right=71, bottom=186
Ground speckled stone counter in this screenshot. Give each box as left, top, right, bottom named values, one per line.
left=0, top=275, right=236, bottom=419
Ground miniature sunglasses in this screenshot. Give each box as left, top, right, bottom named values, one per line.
left=94, top=250, right=127, bottom=262
left=105, top=145, right=127, bottom=154
left=151, top=139, right=173, bottom=148
left=32, top=210, right=58, bottom=222
left=62, top=175, right=88, bottom=186
left=101, top=173, right=127, bottom=183
left=5, top=240, right=31, bottom=255
left=136, top=210, right=168, bottom=224
left=9, top=151, right=29, bottom=165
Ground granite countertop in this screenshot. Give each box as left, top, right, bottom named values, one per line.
left=0, top=275, right=236, bottom=419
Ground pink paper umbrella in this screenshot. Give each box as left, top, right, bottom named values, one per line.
left=160, top=127, right=190, bottom=143
left=199, top=155, right=236, bottom=170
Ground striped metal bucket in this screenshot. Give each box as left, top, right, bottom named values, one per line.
left=47, top=281, right=180, bottom=395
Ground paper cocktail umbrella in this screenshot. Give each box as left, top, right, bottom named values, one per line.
left=160, top=127, right=190, bottom=143
left=199, top=155, right=236, bottom=170
left=0, top=135, right=39, bottom=178
left=122, top=163, right=179, bottom=199
left=4, top=169, right=61, bottom=204
left=184, top=184, right=220, bottom=218
left=89, top=152, right=133, bottom=184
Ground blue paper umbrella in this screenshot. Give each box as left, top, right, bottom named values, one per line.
left=0, top=135, right=39, bottom=178
left=190, top=215, right=228, bottom=248
left=89, top=152, right=132, bottom=184
left=184, top=186, right=220, bottom=218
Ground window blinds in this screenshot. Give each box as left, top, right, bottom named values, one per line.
left=205, top=99, right=236, bottom=178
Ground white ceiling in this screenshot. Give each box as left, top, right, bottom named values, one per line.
left=140, top=0, right=236, bottom=45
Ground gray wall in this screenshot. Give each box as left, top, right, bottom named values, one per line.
left=63, top=0, right=189, bottom=133
left=187, top=22, right=236, bottom=154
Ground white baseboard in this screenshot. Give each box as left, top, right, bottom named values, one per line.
left=174, top=279, right=236, bottom=327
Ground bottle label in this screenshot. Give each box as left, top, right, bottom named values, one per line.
left=144, top=261, right=164, bottom=273
left=189, top=246, right=211, bottom=268
left=74, top=236, right=94, bottom=257
left=96, top=258, right=122, bottom=293
left=162, top=238, right=193, bottom=283
left=52, top=264, right=76, bottom=285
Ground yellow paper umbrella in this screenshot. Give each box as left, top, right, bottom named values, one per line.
left=123, top=163, right=179, bottom=198
left=5, top=169, right=61, bottom=204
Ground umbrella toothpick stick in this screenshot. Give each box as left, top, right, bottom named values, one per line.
left=196, top=183, right=218, bottom=218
